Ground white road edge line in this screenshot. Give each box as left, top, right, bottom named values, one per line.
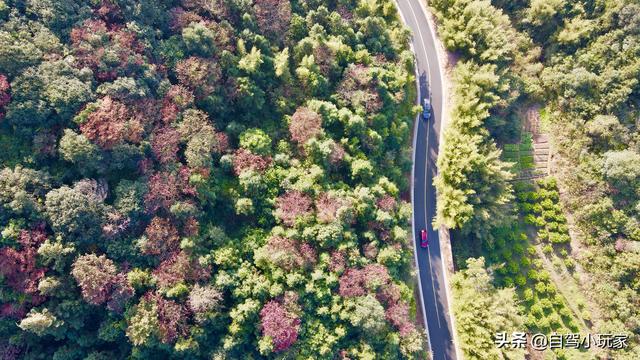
left=391, top=0, right=432, bottom=354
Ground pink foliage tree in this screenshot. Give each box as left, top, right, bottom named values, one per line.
left=151, top=127, right=182, bottom=164
left=96, top=0, right=122, bottom=24
left=253, top=0, right=292, bottom=41
left=328, top=250, right=346, bottom=273
left=161, top=85, right=194, bottom=123
left=376, top=195, right=397, bottom=212
left=70, top=19, right=148, bottom=82
left=338, top=264, right=391, bottom=297
left=169, top=7, right=203, bottom=31
left=71, top=254, right=133, bottom=312
left=144, top=172, right=181, bottom=213
left=274, top=190, right=312, bottom=226
left=338, top=268, right=367, bottom=297
left=262, top=236, right=316, bottom=271
left=232, top=149, right=271, bottom=175
left=260, top=299, right=301, bottom=352
left=80, top=97, right=144, bottom=149
left=384, top=301, right=416, bottom=336
left=289, top=107, right=322, bottom=144
left=152, top=251, right=210, bottom=289
left=316, top=192, right=348, bottom=223
left=0, top=226, right=47, bottom=298
left=175, top=57, right=221, bottom=99
left=142, top=217, right=181, bottom=258
left=0, top=74, right=10, bottom=120
left=0, top=341, right=21, bottom=360
left=145, top=292, right=189, bottom=344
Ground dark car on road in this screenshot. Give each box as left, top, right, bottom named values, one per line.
left=420, top=229, right=428, bottom=248
left=422, top=97, right=431, bottom=121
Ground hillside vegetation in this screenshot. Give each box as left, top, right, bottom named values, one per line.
left=431, top=0, right=640, bottom=359
left=0, top=0, right=424, bottom=358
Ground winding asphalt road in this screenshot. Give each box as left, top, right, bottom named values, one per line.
left=395, top=1, right=457, bottom=359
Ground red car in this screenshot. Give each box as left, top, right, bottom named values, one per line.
left=420, top=229, right=428, bottom=248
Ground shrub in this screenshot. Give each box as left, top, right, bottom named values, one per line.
left=540, top=298, right=553, bottom=311
left=564, top=258, right=575, bottom=270
left=549, top=313, right=562, bottom=329
left=507, top=260, right=519, bottom=275
left=530, top=303, right=543, bottom=316
left=523, top=288, right=534, bottom=302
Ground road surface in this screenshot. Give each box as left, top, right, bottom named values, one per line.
left=394, top=1, right=458, bottom=359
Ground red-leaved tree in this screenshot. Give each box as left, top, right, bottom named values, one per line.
left=0, top=226, right=47, bottom=298
left=260, top=236, right=316, bottom=271
left=376, top=195, right=397, bottom=212
left=80, top=97, right=144, bottom=149
left=338, top=264, right=391, bottom=297
left=233, top=149, right=272, bottom=175
left=289, top=107, right=322, bottom=144
left=169, top=7, right=203, bottom=31
left=260, top=299, right=300, bottom=352
left=151, top=127, right=182, bottom=164
left=274, top=190, right=312, bottom=226
left=316, top=192, right=349, bottom=223
left=385, top=301, right=416, bottom=336
left=145, top=292, right=189, bottom=344
left=71, top=254, right=133, bottom=312
left=161, top=85, right=195, bottom=123
left=144, top=172, right=181, bottom=213
left=142, top=217, right=181, bottom=258
left=71, top=19, right=149, bottom=82
left=0, top=74, right=10, bottom=120
left=253, top=0, right=292, bottom=42
left=152, top=251, right=210, bottom=289
left=175, top=57, right=221, bottom=99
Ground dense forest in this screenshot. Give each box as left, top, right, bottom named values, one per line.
left=0, top=0, right=425, bottom=358
left=432, top=0, right=640, bottom=359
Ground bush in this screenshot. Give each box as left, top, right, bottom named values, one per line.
left=542, top=244, right=553, bottom=254
left=549, top=313, right=562, bottom=329
left=537, top=316, right=550, bottom=331
left=530, top=303, right=543, bottom=316
left=513, top=243, right=524, bottom=255
left=559, top=307, right=572, bottom=319
left=540, top=298, right=553, bottom=311
left=502, top=276, right=514, bottom=287
left=538, top=270, right=551, bottom=282
left=507, top=260, right=520, bottom=275
left=523, top=288, right=534, bottom=302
